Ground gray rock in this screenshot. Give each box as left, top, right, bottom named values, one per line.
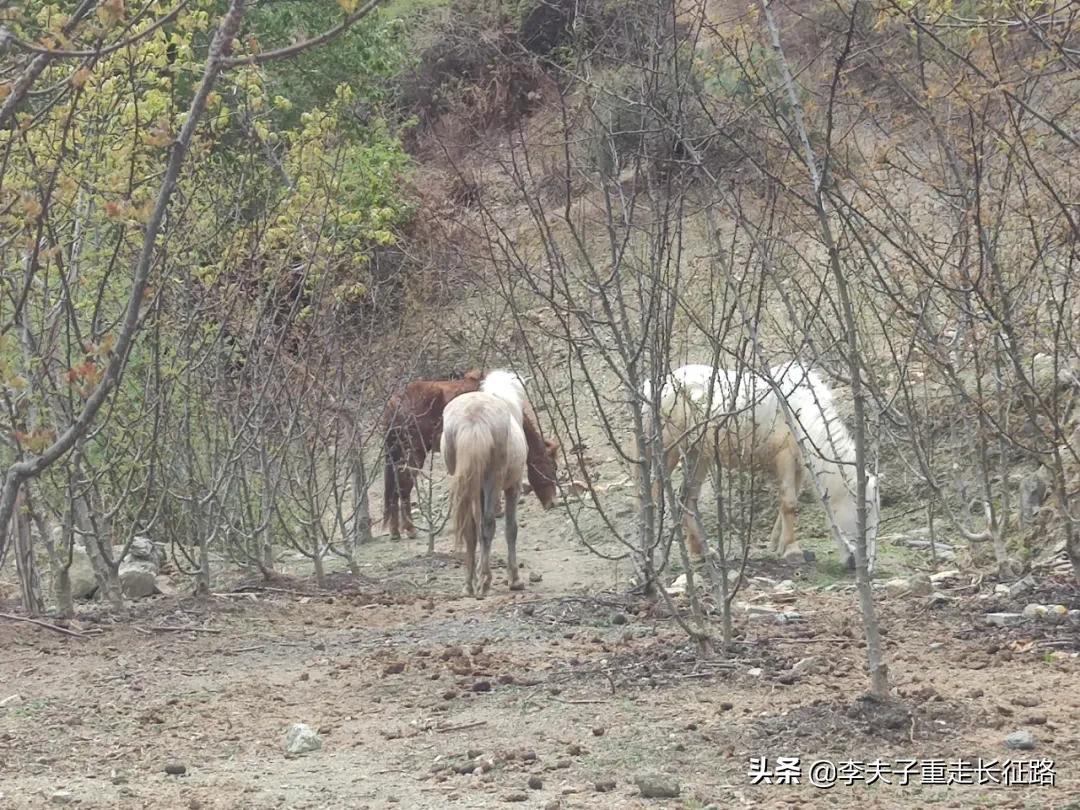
left=634, top=774, right=680, bottom=799
left=50, top=791, right=74, bottom=805
left=67, top=546, right=98, bottom=600
left=1019, top=475, right=1046, bottom=526
left=1008, top=575, right=1037, bottom=598
left=792, top=656, right=828, bottom=676
left=284, top=723, right=322, bottom=755
left=128, top=536, right=164, bottom=565
left=154, top=575, right=178, bottom=597
left=884, top=578, right=911, bottom=598
left=985, top=612, right=1023, bottom=627
left=907, top=573, right=933, bottom=596
left=118, top=560, right=158, bottom=599
left=1004, top=729, right=1036, bottom=750
left=1044, top=605, right=1068, bottom=625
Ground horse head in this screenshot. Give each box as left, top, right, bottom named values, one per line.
left=838, top=472, right=881, bottom=574
left=528, top=438, right=560, bottom=509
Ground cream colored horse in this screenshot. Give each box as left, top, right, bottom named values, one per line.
left=441, top=370, right=529, bottom=597
left=644, top=363, right=880, bottom=571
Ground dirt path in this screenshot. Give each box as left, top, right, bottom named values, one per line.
left=2, top=526, right=1078, bottom=810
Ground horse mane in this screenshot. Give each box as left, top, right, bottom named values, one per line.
left=774, top=363, right=865, bottom=543
left=780, top=364, right=856, bottom=483
left=480, top=369, right=525, bottom=423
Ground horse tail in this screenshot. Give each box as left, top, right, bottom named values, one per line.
left=448, top=419, right=493, bottom=554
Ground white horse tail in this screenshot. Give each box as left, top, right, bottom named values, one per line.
left=447, top=418, right=493, bottom=555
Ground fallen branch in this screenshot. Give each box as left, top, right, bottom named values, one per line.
left=0, top=611, right=88, bottom=639
left=141, top=624, right=222, bottom=634
left=434, top=720, right=487, bottom=733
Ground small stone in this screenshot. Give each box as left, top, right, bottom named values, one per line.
left=529, top=572, right=543, bottom=583
left=503, top=793, right=528, bottom=802
left=792, top=656, right=827, bottom=676
left=610, top=612, right=628, bottom=625
left=567, top=743, right=583, bottom=756
left=471, top=680, right=492, bottom=693
left=592, top=726, right=605, bottom=737
left=442, top=690, right=457, bottom=700
left=298, top=672, right=310, bottom=682
left=595, top=779, right=617, bottom=792
left=719, top=702, right=733, bottom=711
left=1045, top=605, right=1068, bottom=625
left=50, top=791, right=73, bottom=805
left=520, top=750, right=537, bottom=762
left=634, top=774, right=680, bottom=799
left=467, top=748, right=484, bottom=760
left=1011, top=695, right=1040, bottom=708
left=528, top=776, right=543, bottom=790
left=1022, top=603, right=1048, bottom=620
left=1004, top=729, right=1036, bottom=750
left=747, top=667, right=763, bottom=677
left=930, top=569, right=961, bottom=583
left=283, top=723, right=322, bottom=755
left=382, top=662, right=405, bottom=676
left=544, top=802, right=561, bottom=810
left=1025, top=714, right=1048, bottom=725
left=164, top=762, right=187, bottom=776
left=777, top=672, right=797, bottom=685
left=985, top=612, right=1023, bottom=627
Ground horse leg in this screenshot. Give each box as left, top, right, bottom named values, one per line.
left=477, top=479, right=497, bottom=598
left=680, top=445, right=710, bottom=560
left=401, top=455, right=420, bottom=538
left=462, top=530, right=476, bottom=598
left=504, top=484, right=523, bottom=591
left=651, top=444, right=681, bottom=508
left=384, top=451, right=402, bottom=540
left=768, top=512, right=783, bottom=554
left=776, top=452, right=803, bottom=561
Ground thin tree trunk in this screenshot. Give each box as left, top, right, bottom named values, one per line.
left=13, top=487, right=45, bottom=615
left=759, top=0, right=888, bottom=697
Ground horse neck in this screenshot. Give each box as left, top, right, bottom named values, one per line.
left=522, top=403, right=555, bottom=482
left=440, top=377, right=482, bottom=399
left=787, top=382, right=859, bottom=534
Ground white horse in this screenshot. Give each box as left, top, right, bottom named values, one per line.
left=643, top=362, right=880, bottom=571
left=441, top=369, right=529, bottom=597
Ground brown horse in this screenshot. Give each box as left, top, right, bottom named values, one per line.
left=382, top=370, right=559, bottom=539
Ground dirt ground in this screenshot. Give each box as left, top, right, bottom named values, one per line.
left=2, top=510, right=1079, bottom=810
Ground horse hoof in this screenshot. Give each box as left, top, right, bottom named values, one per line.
left=508, top=580, right=525, bottom=592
